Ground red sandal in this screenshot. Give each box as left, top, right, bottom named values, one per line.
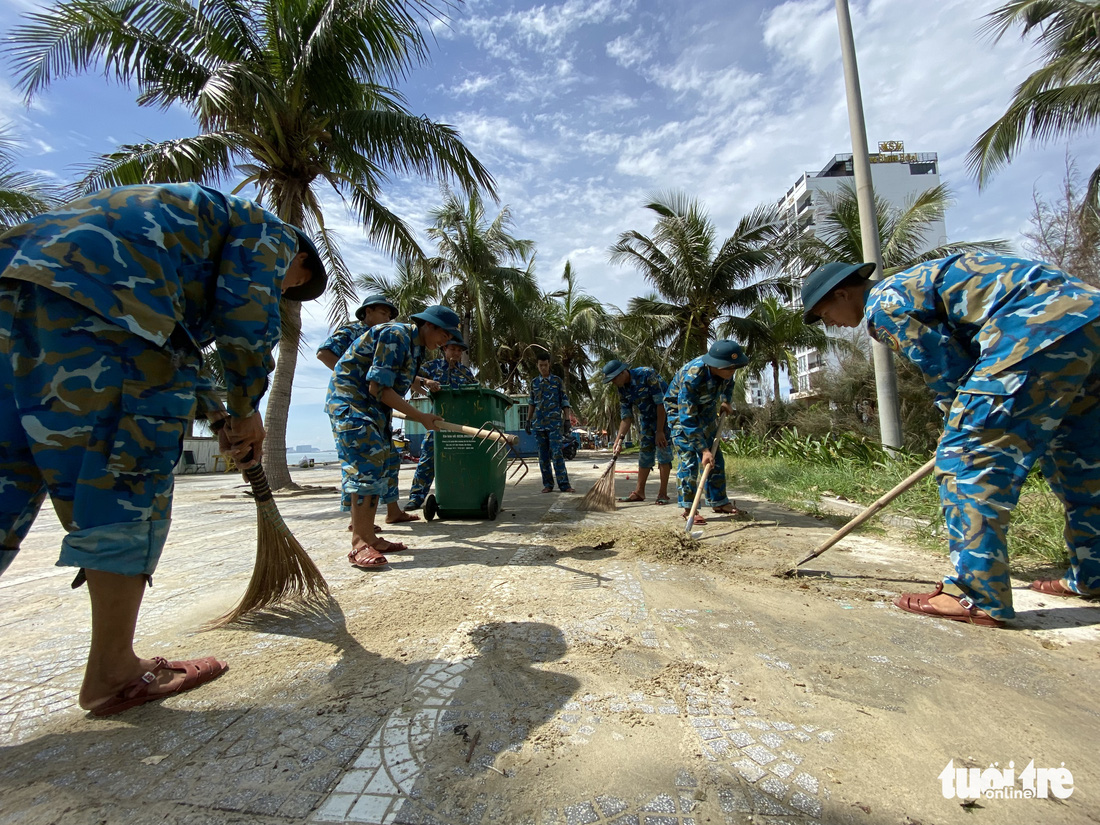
left=894, top=583, right=1004, bottom=628
left=88, top=656, right=228, bottom=717
left=348, top=544, right=392, bottom=569
left=1029, top=579, right=1089, bottom=598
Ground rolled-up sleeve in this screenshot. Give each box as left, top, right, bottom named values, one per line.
left=365, top=325, right=410, bottom=389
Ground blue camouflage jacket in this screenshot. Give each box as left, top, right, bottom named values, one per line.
left=0, top=183, right=296, bottom=419
left=318, top=320, right=372, bottom=361
left=616, top=366, right=668, bottom=426
left=422, top=357, right=477, bottom=387
left=529, top=373, right=571, bottom=429
left=326, top=322, right=425, bottom=428
left=866, top=253, right=1100, bottom=407
left=665, top=355, right=734, bottom=453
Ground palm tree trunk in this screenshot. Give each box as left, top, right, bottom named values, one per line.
left=772, top=361, right=781, bottom=402
left=263, top=300, right=302, bottom=490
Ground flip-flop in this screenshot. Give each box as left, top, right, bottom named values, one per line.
left=560, top=487, right=577, bottom=493
left=618, top=492, right=645, bottom=502
left=654, top=496, right=671, bottom=505
left=541, top=486, right=553, bottom=493
left=894, top=583, right=1004, bottom=628
left=711, top=504, right=741, bottom=515
left=88, top=656, right=228, bottom=717
left=681, top=512, right=706, bottom=526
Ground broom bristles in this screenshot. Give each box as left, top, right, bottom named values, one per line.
left=203, top=465, right=331, bottom=630
left=577, top=458, right=617, bottom=512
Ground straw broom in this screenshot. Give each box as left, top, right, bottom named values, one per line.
left=204, top=428, right=330, bottom=629
left=578, top=447, right=619, bottom=512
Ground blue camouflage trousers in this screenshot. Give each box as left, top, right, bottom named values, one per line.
left=637, top=416, right=673, bottom=470
left=0, top=281, right=196, bottom=578
left=333, top=413, right=399, bottom=505
left=536, top=427, right=571, bottom=490
left=339, top=452, right=399, bottom=510
left=407, top=431, right=436, bottom=506
left=938, top=322, right=1100, bottom=619
left=673, top=427, right=729, bottom=509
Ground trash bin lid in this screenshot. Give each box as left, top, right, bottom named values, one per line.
left=432, top=385, right=514, bottom=408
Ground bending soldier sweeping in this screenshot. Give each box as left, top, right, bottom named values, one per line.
left=802, top=253, right=1100, bottom=628
left=316, top=293, right=416, bottom=527
left=0, top=183, right=327, bottom=715
left=602, top=358, right=672, bottom=505
left=326, top=306, right=458, bottom=568
left=666, top=341, right=748, bottom=526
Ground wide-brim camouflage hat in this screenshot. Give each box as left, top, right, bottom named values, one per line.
left=701, top=340, right=748, bottom=369
left=601, top=359, right=629, bottom=383
left=410, top=305, right=462, bottom=341
left=356, top=293, right=399, bottom=321
left=801, top=261, right=876, bottom=323
left=283, top=228, right=328, bottom=302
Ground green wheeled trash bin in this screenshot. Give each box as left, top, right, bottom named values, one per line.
left=423, top=386, right=514, bottom=521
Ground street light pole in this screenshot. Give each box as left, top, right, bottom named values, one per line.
left=834, top=0, right=903, bottom=452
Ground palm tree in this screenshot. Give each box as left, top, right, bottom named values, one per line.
left=359, top=258, right=440, bottom=320
left=425, top=189, right=540, bottom=387
left=541, top=262, right=618, bottom=401
left=792, top=183, right=1012, bottom=274
left=724, top=297, right=831, bottom=402
left=5, top=0, right=494, bottom=487
left=577, top=371, right=621, bottom=444
left=0, top=128, right=63, bottom=228
left=610, top=191, right=790, bottom=363
left=968, top=0, right=1100, bottom=198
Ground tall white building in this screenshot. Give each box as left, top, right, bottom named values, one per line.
left=744, top=376, right=767, bottom=407
left=781, top=141, right=944, bottom=398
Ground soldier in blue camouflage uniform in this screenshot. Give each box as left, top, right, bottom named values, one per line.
left=525, top=352, right=578, bottom=493
left=316, top=293, right=414, bottom=523
left=316, top=293, right=398, bottom=369
left=802, top=254, right=1100, bottom=627
left=0, top=183, right=326, bottom=715
left=666, top=341, right=748, bottom=524
left=405, top=337, right=478, bottom=510
left=326, top=306, right=457, bottom=568
left=602, top=359, right=673, bottom=504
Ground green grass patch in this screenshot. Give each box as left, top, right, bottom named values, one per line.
left=728, top=452, right=1068, bottom=567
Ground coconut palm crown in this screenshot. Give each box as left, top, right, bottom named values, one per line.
left=4, top=0, right=495, bottom=487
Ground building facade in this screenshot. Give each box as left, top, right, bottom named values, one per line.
left=781, top=141, right=944, bottom=399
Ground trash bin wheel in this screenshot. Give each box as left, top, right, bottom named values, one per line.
left=424, top=494, right=438, bottom=522
left=484, top=493, right=500, bottom=521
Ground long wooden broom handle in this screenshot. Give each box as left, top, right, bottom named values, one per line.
left=790, top=456, right=937, bottom=569
left=391, top=410, right=518, bottom=447
left=683, top=422, right=725, bottom=536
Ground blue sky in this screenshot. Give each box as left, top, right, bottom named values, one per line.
left=2, top=0, right=1096, bottom=450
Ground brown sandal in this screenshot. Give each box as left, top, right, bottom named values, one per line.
left=1029, top=579, right=1085, bottom=598
left=712, top=503, right=741, bottom=516
left=88, top=656, right=228, bottom=717
left=894, top=583, right=1005, bottom=628
left=348, top=543, right=394, bottom=569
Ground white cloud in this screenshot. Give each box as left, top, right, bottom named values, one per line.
left=451, top=74, right=497, bottom=96
left=606, top=28, right=655, bottom=70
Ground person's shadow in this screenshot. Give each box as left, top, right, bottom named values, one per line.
left=321, top=621, right=579, bottom=825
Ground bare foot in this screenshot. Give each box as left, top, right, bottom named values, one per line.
left=385, top=512, right=420, bottom=524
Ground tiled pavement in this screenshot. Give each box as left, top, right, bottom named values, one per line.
left=2, top=455, right=1098, bottom=825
